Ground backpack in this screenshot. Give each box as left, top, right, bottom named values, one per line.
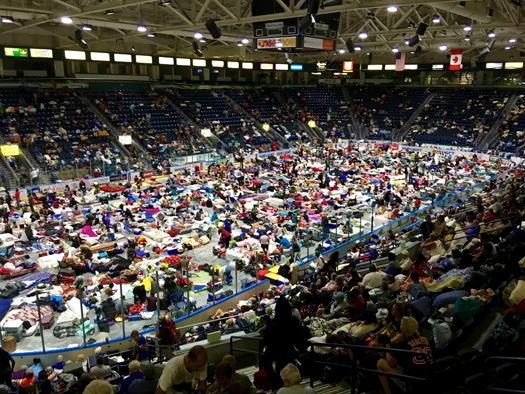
left=253, top=370, right=269, bottom=391
left=410, top=283, right=430, bottom=301
left=97, top=313, right=110, bottom=333
left=452, top=297, right=482, bottom=323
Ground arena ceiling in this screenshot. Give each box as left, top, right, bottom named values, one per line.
left=0, top=0, right=524, bottom=63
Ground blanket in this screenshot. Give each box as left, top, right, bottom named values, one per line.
left=3, top=305, right=54, bottom=326
left=425, top=276, right=465, bottom=292
left=100, top=186, right=126, bottom=192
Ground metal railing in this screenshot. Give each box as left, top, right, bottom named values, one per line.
left=229, top=335, right=264, bottom=369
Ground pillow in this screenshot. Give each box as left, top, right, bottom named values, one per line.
left=409, top=296, right=433, bottom=322
left=432, top=290, right=469, bottom=311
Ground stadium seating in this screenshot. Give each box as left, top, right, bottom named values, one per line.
left=493, top=95, right=525, bottom=152
left=166, top=89, right=275, bottom=153
left=353, top=86, right=429, bottom=140
left=408, top=88, right=508, bottom=146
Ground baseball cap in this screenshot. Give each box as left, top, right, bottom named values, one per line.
left=333, top=293, right=345, bottom=301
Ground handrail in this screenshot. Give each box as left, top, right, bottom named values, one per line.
left=483, top=356, right=525, bottom=394
left=229, top=335, right=264, bottom=369
left=309, top=342, right=431, bottom=394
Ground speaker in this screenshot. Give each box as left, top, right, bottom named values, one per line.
left=416, top=22, right=427, bottom=36
left=479, top=47, right=490, bottom=57
left=75, top=29, right=88, bottom=49
left=414, top=46, right=422, bottom=57
left=408, top=35, right=420, bottom=47
left=346, top=39, right=355, bottom=53
left=298, top=14, right=313, bottom=31
left=307, top=0, right=323, bottom=15
left=192, top=41, right=200, bottom=51
left=368, top=53, right=373, bottom=63
left=487, top=38, right=495, bottom=49
left=205, top=19, right=221, bottom=39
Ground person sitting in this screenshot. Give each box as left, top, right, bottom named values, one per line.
left=20, top=369, right=35, bottom=387
left=129, top=364, right=158, bottom=394
left=276, top=364, right=314, bottom=394
left=89, top=356, right=111, bottom=379
left=361, top=265, right=387, bottom=289
left=376, top=316, right=433, bottom=394
left=120, top=360, right=143, bottom=393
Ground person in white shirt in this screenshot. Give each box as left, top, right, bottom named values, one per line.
left=361, top=265, right=387, bottom=289
left=156, top=345, right=208, bottom=394
left=276, top=364, right=315, bottom=394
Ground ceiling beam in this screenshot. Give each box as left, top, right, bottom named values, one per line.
left=275, top=0, right=292, bottom=14
left=211, top=0, right=239, bottom=20
left=164, top=4, right=194, bottom=25
left=51, top=0, right=81, bottom=12
left=194, top=0, right=211, bottom=23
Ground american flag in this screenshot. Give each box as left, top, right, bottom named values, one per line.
left=395, top=52, right=406, bottom=71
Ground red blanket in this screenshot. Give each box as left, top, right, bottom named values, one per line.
left=100, top=186, right=126, bottom=192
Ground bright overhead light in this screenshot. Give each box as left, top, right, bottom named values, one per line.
left=137, top=25, right=147, bottom=32
left=147, top=33, right=155, bottom=37
left=339, top=48, right=345, bottom=53
left=392, top=47, right=399, bottom=52
left=359, top=31, right=368, bottom=38
left=387, top=6, right=398, bottom=12
left=509, top=38, right=516, bottom=43
left=241, top=38, right=249, bottom=44
left=61, top=16, right=73, bottom=24
left=131, top=46, right=135, bottom=51
left=405, top=39, right=410, bottom=45
left=464, top=25, right=471, bottom=31
left=105, top=10, right=115, bottom=15
left=199, top=38, right=206, bottom=42
left=355, top=45, right=362, bottom=50
left=1, top=16, right=13, bottom=23
left=194, top=32, right=203, bottom=39
left=439, top=44, right=448, bottom=50
left=159, top=0, right=171, bottom=5
left=464, top=34, right=471, bottom=41
left=237, top=41, right=243, bottom=46
left=505, top=46, right=511, bottom=50
left=432, top=15, right=440, bottom=23
left=82, top=24, right=92, bottom=30
left=410, top=51, right=415, bottom=54
left=488, top=30, right=496, bottom=37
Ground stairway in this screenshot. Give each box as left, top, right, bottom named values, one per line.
left=476, top=94, right=519, bottom=151
left=20, top=147, right=52, bottom=185
left=222, top=93, right=287, bottom=148
left=395, top=93, right=435, bottom=142
left=80, top=94, right=136, bottom=158
left=274, top=91, right=314, bottom=143
left=342, top=85, right=364, bottom=140
left=164, top=96, right=220, bottom=151
left=0, top=157, right=16, bottom=190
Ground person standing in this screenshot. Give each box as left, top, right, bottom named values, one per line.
left=14, top=189, right=20, bottom=210
left=259, top=232, right=270, bottom=254
left=0, top=345, right=15, bottom=388
left=31, top=168, right=38, bottom=186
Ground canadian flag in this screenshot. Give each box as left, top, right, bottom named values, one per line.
left=450, top=49, right=463, bottom=70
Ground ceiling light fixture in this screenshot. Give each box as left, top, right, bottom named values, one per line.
left=464, top=25, right=471, bottom=31
left=355, top=45, right=362, bottom=50
left=194, top=32, right=203, bottom=39
left=408, top=22, right=415, bottom=28
left=82, top=24, right=92, bottom=30
left=241, top=38, right=249, bottom=44
left=147, top=33, right=155, bottom=37
left=105, top=10, right=115, bottom=15
left=488, top=30, right=496, bottom=37
left=440, top=30, right=447, bottom=36
left=199, top=38, right=206, bottom=43
left=439, top=44, right=448, bottom=50
left=61, top=16, right=73, bottom=24
left=464, top=34, right=471, bottom=41
left=387, top=6, right=398, bottom=12
left=137, top=25, right=147, bottom=32
left=392, top=47, right=399, bottom=52
left=505, top=46, right=511, bottom=49
left=509, top=38, right=516, bottom=43
left=1, top=16, right=13, bottom=23
left=159, top=0, right=171, bottom=5
left=359, top=31, right=368, bottom=38
left=131, top=46, right=135, bottom=51
left=405, top=39, right=410, bottom=45
left=237, top=41, right=243, bottom=46
left=432, top=15, right=440, bottom=23
left=366, top=12, right=375, bottom=19
left=339, top=48, right=345, bottom=53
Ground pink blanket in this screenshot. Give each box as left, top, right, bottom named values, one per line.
left=81, top=225, right=98, bottom=237
left=144, top=208, right=160, bottom=213
left=4, top=305, right=54, bottom=327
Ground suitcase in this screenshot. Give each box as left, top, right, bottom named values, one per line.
left=3, top=335, right=16, bottom=352
left=42, top=314, right=55, bottom=329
